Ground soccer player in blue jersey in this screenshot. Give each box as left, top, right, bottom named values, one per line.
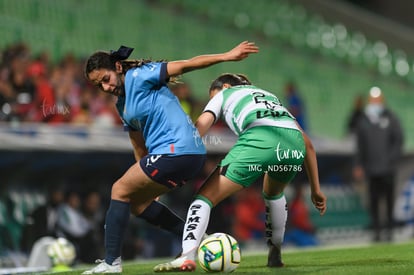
left=81, top=42, right=259, bottom=274
left=154, top=73, right=327, bottom=272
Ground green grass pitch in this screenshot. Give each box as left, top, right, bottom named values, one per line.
left=44, top=240, right=414, bottom=274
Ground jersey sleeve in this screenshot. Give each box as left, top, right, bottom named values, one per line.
left=203, top=91, right=223, bottom=124
left=130, top=62, right=168, bottom=89
left=122, top=120, right=142, bottom=132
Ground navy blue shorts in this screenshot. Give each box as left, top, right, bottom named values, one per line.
left=139, top=154, right=206, bottom=189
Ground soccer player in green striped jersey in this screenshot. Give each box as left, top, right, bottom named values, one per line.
left=154, top=73, right=327, bottom=272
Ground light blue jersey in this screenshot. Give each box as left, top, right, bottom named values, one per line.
left=116, top=62, right=205, bottom=155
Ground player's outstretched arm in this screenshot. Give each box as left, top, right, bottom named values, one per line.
left=166, top=41, right=259, bottom=77
left=300, top=126, right=327, bottom=215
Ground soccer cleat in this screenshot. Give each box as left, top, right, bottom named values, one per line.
left=267, top=243, right=284, bottom=267
left=153, top=256, right=196, bottom=272
left=172, top=235, right=208, bottom=259
left=82, top=257, right=122, bottom=274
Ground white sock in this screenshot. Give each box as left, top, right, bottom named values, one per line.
left=264, top=194, right=287, bottom=248
left=182, top=198, right=211, bottom=259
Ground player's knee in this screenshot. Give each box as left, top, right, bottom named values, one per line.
left=110, top=180, right=130, bottom=202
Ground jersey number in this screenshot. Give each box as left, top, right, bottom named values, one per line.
left=252, top=92, right=286, bottom=119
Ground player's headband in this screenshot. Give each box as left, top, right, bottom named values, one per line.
left=110, top=46, right=134, bottom=60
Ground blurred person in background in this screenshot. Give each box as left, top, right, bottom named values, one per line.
left=284, top=183, right=319, bottom=247
left=169, top=81, right=203, bottom=123
left=51, top=53, right=81, bottom=120
left=56, top=190, right=92, bottom=263
left=0, top=43, right=35, bottom=122
left=91, top=92, right=120, bottom=128
left=232, top=186, right=265, bottom=248
left=346, top=94, right=365, bottom=136
left=80, top=191, right=105, bottom=263
left=21, top=186, right=65, bottom=253
left=71, top=101, right=93, bottom=125
left=82, top=41, right=258, bottom=274
left=27, top=56, right=70, bottom=123
left=70, top=83, right=121, bottom=127
left=284, top=81, right=307, bottom=132
left=352, top=87, right=404, bottom=242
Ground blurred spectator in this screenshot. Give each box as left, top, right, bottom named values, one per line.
left=53, top=54, right=81, bottom=114
left=21, top=186, right=65, bottom=253
left=346, top=94, right=365, bottom=135
left=0, top=43, right=123, bottom=126
left=284, top=184, right=319, bottom=247
left=56, top=190, right=92, bottom=263
left=284, top=81, right=307, bottom=131
left=0, top=43, right=35, bottom=122
left=27, top=58, right=70, bottom=123
left=169, top=81, right=203, bottom=122
left=80, top=191, right=105, bottom=263
left=232, top=186, right=265, bottom=247
left=91, top=92, right=120, bottom=128
left=352, top=87, right=404, bottom=242
left=0, top=191, right=26, bottom=251
left=71, top=101, right=93, bottom=125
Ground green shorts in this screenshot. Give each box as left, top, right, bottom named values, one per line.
left=220, top=126, right=305, bottom=187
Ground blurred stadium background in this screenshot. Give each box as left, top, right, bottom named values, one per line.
left=1, top=0, right=414, bottom=269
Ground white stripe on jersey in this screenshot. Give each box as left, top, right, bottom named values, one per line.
left=224, top=88, right=258, bottom=133
left=223, top=88, right=252, bottom=121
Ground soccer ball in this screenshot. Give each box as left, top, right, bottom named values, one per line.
left=47, top=237, right=76, bottom=266
left=198, top=233, right=241, bottom=273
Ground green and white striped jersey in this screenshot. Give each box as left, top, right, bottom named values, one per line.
left=204, top=85, right=299, bottom=136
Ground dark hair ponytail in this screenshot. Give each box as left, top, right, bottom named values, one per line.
left=84, top=45, right=134, bottom=79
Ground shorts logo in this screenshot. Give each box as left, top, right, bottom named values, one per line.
left=146, top=155, right=162, bottom=167
left=275, top=142, right=304, bottom=161
left=232, top=169, right=246, bottom=178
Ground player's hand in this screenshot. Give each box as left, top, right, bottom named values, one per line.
left=311, top=190, right=327, bottom=216
left=225, top=41, right=259, bottom=61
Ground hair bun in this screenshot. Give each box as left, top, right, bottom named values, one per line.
left=110, top=46, right=134, bottom=60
